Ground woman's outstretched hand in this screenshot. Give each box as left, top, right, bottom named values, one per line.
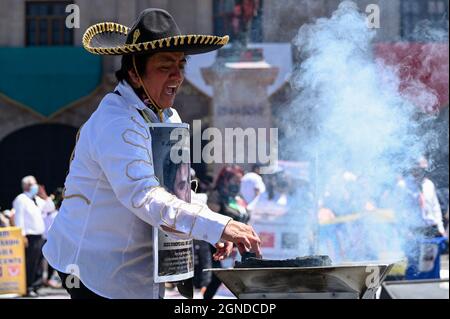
left=220, top=220, right=262, bottom=258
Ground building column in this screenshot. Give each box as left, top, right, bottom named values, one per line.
left=202, top=56, right=278, bottom=174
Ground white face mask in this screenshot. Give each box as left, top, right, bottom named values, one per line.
left=28, top=184, right=39, bottom=197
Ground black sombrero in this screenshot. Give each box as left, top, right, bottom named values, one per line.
left=82, top=8, right=229, bottom=55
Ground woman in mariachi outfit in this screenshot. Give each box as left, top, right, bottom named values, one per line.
left=43, top=8, right=261, bottom=299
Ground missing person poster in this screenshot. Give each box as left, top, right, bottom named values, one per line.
left=0, top=227, right=26, bottom=296
left=148, top=123, right=194, bottom=284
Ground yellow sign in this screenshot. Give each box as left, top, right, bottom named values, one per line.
left=0, top=227, right=26, bottom=296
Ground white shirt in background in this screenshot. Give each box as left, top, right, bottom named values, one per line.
left=240, top=172, right=266, bottom=206
left=13, top=193, right=55, bottom=236
left=421, top=178, right=445, bottom=235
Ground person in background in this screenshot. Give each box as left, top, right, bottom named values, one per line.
left=240, top=164, right=266, bottom=212
left=200, top=175, right=215, bottom=194
left=393, top=157, right=447, bottom=279
left=42, top=187, right=63, bottom=288
left=253, top=168, right=289, bottom=206
left=204, top=165, right=249, bottom=299
left=13, top=176, right=55, bottom=296
left=400, top=157, right=446, bottom=238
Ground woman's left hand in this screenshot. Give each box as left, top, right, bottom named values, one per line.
left=213, top=241, right=234, bottom=261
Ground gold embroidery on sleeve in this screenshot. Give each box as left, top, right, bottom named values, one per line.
left=188, top=205, right=205, bottom=237
left=123, top=117, right=156, bottom=181
left=130, top=116, right=147, bottom=131
left=121, top=129, right=150, bottom=151
left=63, top=194, right=91, bottom=205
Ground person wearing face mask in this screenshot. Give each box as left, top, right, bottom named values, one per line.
left=403, top=157, right=445, bottom=238
left=208, top=165, right=249, bottom=224
left=12, top=175, right=56, bottom=296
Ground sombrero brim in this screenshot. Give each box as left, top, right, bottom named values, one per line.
left=82, top=22, right=229, bottom=55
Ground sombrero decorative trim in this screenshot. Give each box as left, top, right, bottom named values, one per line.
left=82, top=21, right=229, bottom=56
left=82, top=8, right=230, bottom=122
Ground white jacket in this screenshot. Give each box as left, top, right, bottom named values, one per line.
left=43, top=81, right=231, bottom=299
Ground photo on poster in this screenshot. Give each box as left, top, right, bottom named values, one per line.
left=149, top=123, right=195, bottom=283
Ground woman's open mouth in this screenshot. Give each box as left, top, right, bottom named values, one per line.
left=165, top=85, right=177, bottom=96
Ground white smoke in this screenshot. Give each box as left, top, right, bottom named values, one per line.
left=281, top=1, right=445, bottom=263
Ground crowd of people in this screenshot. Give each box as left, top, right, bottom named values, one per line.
left=189, top=156, right=449, bottom=295
left=0, top=164, right=265, bottom=298
left=318, top=157, right=448, bottom=264
left=1, top=155, right=448, bottom=298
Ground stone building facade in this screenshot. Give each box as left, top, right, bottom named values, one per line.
left=0, top=0, right=448, bottom=208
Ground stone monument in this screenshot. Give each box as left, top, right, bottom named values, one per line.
left=201, top=0, right=278, bottom=174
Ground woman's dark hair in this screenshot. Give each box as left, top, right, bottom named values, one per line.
left=115, top=53, right=154, bottom=83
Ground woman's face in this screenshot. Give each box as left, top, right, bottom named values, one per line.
left=174, top=164, right=190, bottom=201
left=229, top=175, right=242, bottom=186
left=227, top=174, right=242, bottom=196
left=142, top=52, right=186, bottom=109
left=129, top=52, right=186, bottom=109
